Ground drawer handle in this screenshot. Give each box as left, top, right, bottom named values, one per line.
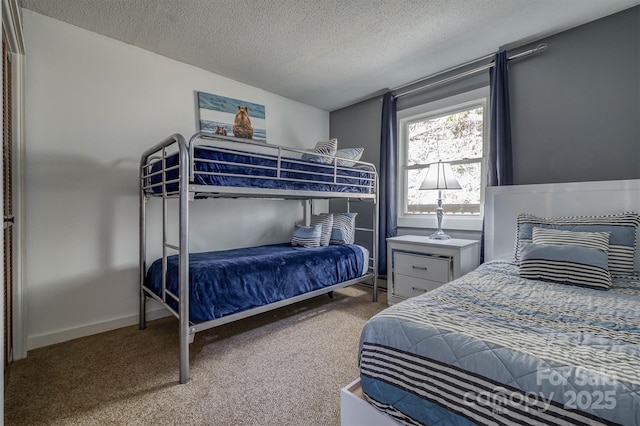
left=412, top=265, right=428, bottom=271
left=412, top=286, right=427, bottom=293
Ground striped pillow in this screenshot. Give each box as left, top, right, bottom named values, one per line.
left=532, top=228, right=610, bottom=252
left=310, top=213, right=333, bottom=246
left=291, top=224, right=322, bottom=248
left=314, top=138, right=338, bottom=156
left=335, top=147, right=364, bottom=167
left=330, top=212, right=357, bottom=245
left=515, top=212, right=640, bottom=277
left=519, top=242, right=612, bottom=289
left=301, top=138, right=339, bottom=164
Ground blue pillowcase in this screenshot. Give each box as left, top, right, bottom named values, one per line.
left=519, top=242, right=612, bottom=289
left=301, top=152, right=323, bottom=163
left=291, top=224, right=322, bottom=248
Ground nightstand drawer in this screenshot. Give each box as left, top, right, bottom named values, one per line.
left=394, top=274, right=444, bottom=298
left=394, top=252, right=450, bottom=283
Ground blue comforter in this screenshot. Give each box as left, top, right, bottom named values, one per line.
left=359, top=261, right=640, bottom=425
left=145, top=243, right=365, bottom=323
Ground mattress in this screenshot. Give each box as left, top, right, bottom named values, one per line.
left=359, top=261, right=640, bottom=426
left=144, top=243, right=368, bottom=323
left=149, top=146, right=374, bottom=194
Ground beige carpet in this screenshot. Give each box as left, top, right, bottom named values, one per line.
left=5, top=285, right=387, bottom=426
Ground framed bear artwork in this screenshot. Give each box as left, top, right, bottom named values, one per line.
left=197, top=91, right=267, bottom=142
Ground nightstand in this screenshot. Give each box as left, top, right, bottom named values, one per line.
left=386, top=235, right=480, bottom=305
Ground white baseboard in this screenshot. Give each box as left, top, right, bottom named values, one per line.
left=26, top=308, right=171, bottom=351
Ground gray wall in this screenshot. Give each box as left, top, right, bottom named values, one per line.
left=329, top=97, right=382, bottom=254
left=330, top=6, right=639, bottom=239
left=329, top=96, right=383, bottom=169
left=510, top=6, right=639, bottom=184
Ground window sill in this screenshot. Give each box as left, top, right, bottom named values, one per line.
left=397, top=214, right=483, bottom=232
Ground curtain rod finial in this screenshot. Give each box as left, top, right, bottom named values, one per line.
left=535, top=43, right=548, bottom=53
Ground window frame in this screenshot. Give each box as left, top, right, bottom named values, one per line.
left=397, top=87, right=490, bottom=231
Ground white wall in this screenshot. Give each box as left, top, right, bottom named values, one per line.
left=22, top=10, right=329, bottom=349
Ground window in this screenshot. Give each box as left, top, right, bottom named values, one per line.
left=397, top=87, right=489, bottom=231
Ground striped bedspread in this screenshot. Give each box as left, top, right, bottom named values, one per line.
left=359, top=261, right=640, bottom=426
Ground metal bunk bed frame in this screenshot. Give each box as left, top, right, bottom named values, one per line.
left=139, top=132, right=379, bottom=384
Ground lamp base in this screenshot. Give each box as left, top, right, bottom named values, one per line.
left=429, top=230, right=451, bottom=240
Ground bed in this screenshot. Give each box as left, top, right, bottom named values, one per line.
left=139, top=133, right=379, bottom=384
left=344, top=179, right=640, bottom=426
left=144, top=243, right=369, bottom=323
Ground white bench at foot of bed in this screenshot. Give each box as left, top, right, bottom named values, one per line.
left=341, top=378, right=401, bottom=426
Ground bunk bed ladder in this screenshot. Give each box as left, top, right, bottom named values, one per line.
left=139, top=134, right=191, bottom=384
left=345, top=197, right=379, bottom=302
left=176, top=138, right=191, bottom=384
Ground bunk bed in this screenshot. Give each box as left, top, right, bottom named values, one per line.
left=139, top=132, right=379, bottom=384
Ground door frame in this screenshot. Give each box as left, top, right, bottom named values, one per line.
left=2, top=0, right=26, bottom=364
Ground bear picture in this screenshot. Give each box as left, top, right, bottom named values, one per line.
left=197, top=91, right=266, bottom=142
left=232, top=106, right=254, bottom=139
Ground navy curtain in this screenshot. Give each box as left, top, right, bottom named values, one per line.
left=378, top=92, right=398, bottom=276
left=487, top=51, right=513, bottom=187
left=482, top=51, right=513, bottom=262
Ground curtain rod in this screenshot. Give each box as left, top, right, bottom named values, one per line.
left=392, top=43, right=547, bottom=99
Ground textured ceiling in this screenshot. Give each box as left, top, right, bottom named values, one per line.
left=20, top=0, right=640, bottom=111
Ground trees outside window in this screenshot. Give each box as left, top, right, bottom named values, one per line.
left=398, top=87, right=488, bottom=230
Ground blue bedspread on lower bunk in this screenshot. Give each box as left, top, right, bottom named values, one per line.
left=359, top=261, right=640, bottom=426
left=149, top=147, right=373, bottom=194
left=145, top=243, right=366, bottom=323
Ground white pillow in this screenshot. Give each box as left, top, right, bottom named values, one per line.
left=301, top=138, right=339, bottom=164
left=313, top=138, right=338, bottom=156
left=310, top=213, right=334, bottom=246
left=330, top=212, right=357, bottom=245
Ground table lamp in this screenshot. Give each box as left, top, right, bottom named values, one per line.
left=419, top=161, right=462, bottom=240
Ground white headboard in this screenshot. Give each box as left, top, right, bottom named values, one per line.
left=485, top=179, right=640, bottom=269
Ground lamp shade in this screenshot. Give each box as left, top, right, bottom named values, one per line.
left=419, top=161, right=462, bottom=190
